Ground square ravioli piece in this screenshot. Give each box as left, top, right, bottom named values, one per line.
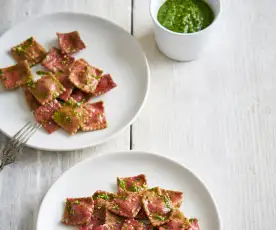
left=27, top=73, right=65, bottom=105
left=107, top=192, right=142, bottom=218
left=158, top=210, right=194, bottom=230
left=92, top=190, right=116, bottom=220
left=69, top=59, right=102, bottom=93
left=52, top=99, right=88, bottom=135
left=56, top=72, right=75, bottom=101
left=117, top=174, right=148, bottom=193
left=93, top=74, right=117, bottom=97
left=34, top=99, right=61, bottom=134
left=62, top=197, right=94, bottom=226
left=159, top=188, right=183, bottom=209
left=57, top=31, right=86, bottom=54
left=142, top=187, right=173, bottom=227
left=10, top=37, right=47, bottom=66
left=0, top=60, right=32, bottom=89
left=41, top=47, right=75, bottom=73
left=81, top=101, right=107, bottom=131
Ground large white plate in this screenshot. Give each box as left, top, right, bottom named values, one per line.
left=0, top=12, right=149, bottom=151
left=36, top=151, right=221, bottom=230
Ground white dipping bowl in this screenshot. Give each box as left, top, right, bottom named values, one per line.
left=150, top=0, right=221, bottom=61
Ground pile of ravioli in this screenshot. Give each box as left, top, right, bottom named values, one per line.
left=62, top=174, right=200, bottom=230
left=0, top=31, right=117, bottom=135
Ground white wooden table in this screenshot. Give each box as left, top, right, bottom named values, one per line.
left=1, top=0, right=276, bottom=229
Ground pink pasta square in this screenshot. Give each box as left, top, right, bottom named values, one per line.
left=10, top=37, right=47, bottom=66
left=41, top=47, right=75, bottom=73
left=117, top=174, right=147, bottom=194
left=34, top=99, right=61, bottom=134
left=62, top=197, right=94, bottom=226
left=93, top=74, right=117, bottom=97
left=52, top=99, right=88, bottom=135
left=142, top=187, right=173, bottom=227
left=0, top=60, right=32, bottom=89
left=27, top=73, right=65, bottom=105
left=69, top=59, right=102, bottom=94
left=107, top=192, right=142, bottom=218
left=81, top=101, right=107, bottom=131
left=57, top=31, right=86, bottom=54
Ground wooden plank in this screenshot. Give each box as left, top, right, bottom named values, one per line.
left=0, top=0, right=131, bottom=229
left=132, top=0, right=276, bottom=229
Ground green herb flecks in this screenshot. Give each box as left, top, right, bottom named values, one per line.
left=155, top=215, right=165, bottom=221
left=14, top=37, right=34, bottom=55
left=36, top=70, right=49, bottom=76
left=0, top=69, right=2, bottom=75
left=118, top=178, right=126, bottom=190
left=26, top=79, right=36, bottom=88
left=67, top=203, right=74, bottom=215
left=130, top=184, right=141, bottom=192
left=73, top=200, right=80, bottom=204
left=95, top=193, right=109, bottom=201
left=163, top=195, right=172, bottom=209
left=113, top=204, right=119, bottom=210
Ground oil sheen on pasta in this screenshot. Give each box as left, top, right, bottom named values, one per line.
left=157, top=0, right=214, bottom=33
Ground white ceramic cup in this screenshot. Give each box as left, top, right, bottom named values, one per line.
left=150, top=0, right=221, bottom=61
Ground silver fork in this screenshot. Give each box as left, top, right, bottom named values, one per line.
left=0, top=121, right=41, bottom=172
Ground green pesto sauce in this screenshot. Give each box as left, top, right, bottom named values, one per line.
left=157, top=0, right=214, bottom=33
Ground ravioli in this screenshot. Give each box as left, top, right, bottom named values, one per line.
left=57, top=31, right=86, bottom=54
left=107, top=192, right=142, bottom=218
left=0, top=60, right=32, bottom=89
left=27, top=72, right=65, bottom=105
left=69, top=59, right=102, bottom=93
left=62, top=197, right=93, bottom=226
left=142, top=187, right=173, bottom=226
left=81, top=101, right=107, bottom=131
left=42, top=47, right=75, bottom=73
left=117, top=174, right=148, bottom=194
left=52, top=99, right=88, bottom=135
left=11, top=37, right=47, bottom=66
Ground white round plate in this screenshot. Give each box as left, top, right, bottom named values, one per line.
left=36, top=151, right=221, bottom=230
left=0, top=12, right=149, bottom=151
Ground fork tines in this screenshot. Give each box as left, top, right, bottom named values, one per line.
left=0, top=121, right=41, bottom=171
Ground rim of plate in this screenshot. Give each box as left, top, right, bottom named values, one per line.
left=0, top=12, right=150, bottom=151
left=36, top=150, right=221, bottom=230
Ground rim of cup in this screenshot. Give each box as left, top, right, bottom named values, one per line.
left=150, top=0, right=222, bottom=36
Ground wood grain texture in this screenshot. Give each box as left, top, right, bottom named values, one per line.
left=132, top=0, right=276, bottom=229
left=0, top=0, right=131, bottom=229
